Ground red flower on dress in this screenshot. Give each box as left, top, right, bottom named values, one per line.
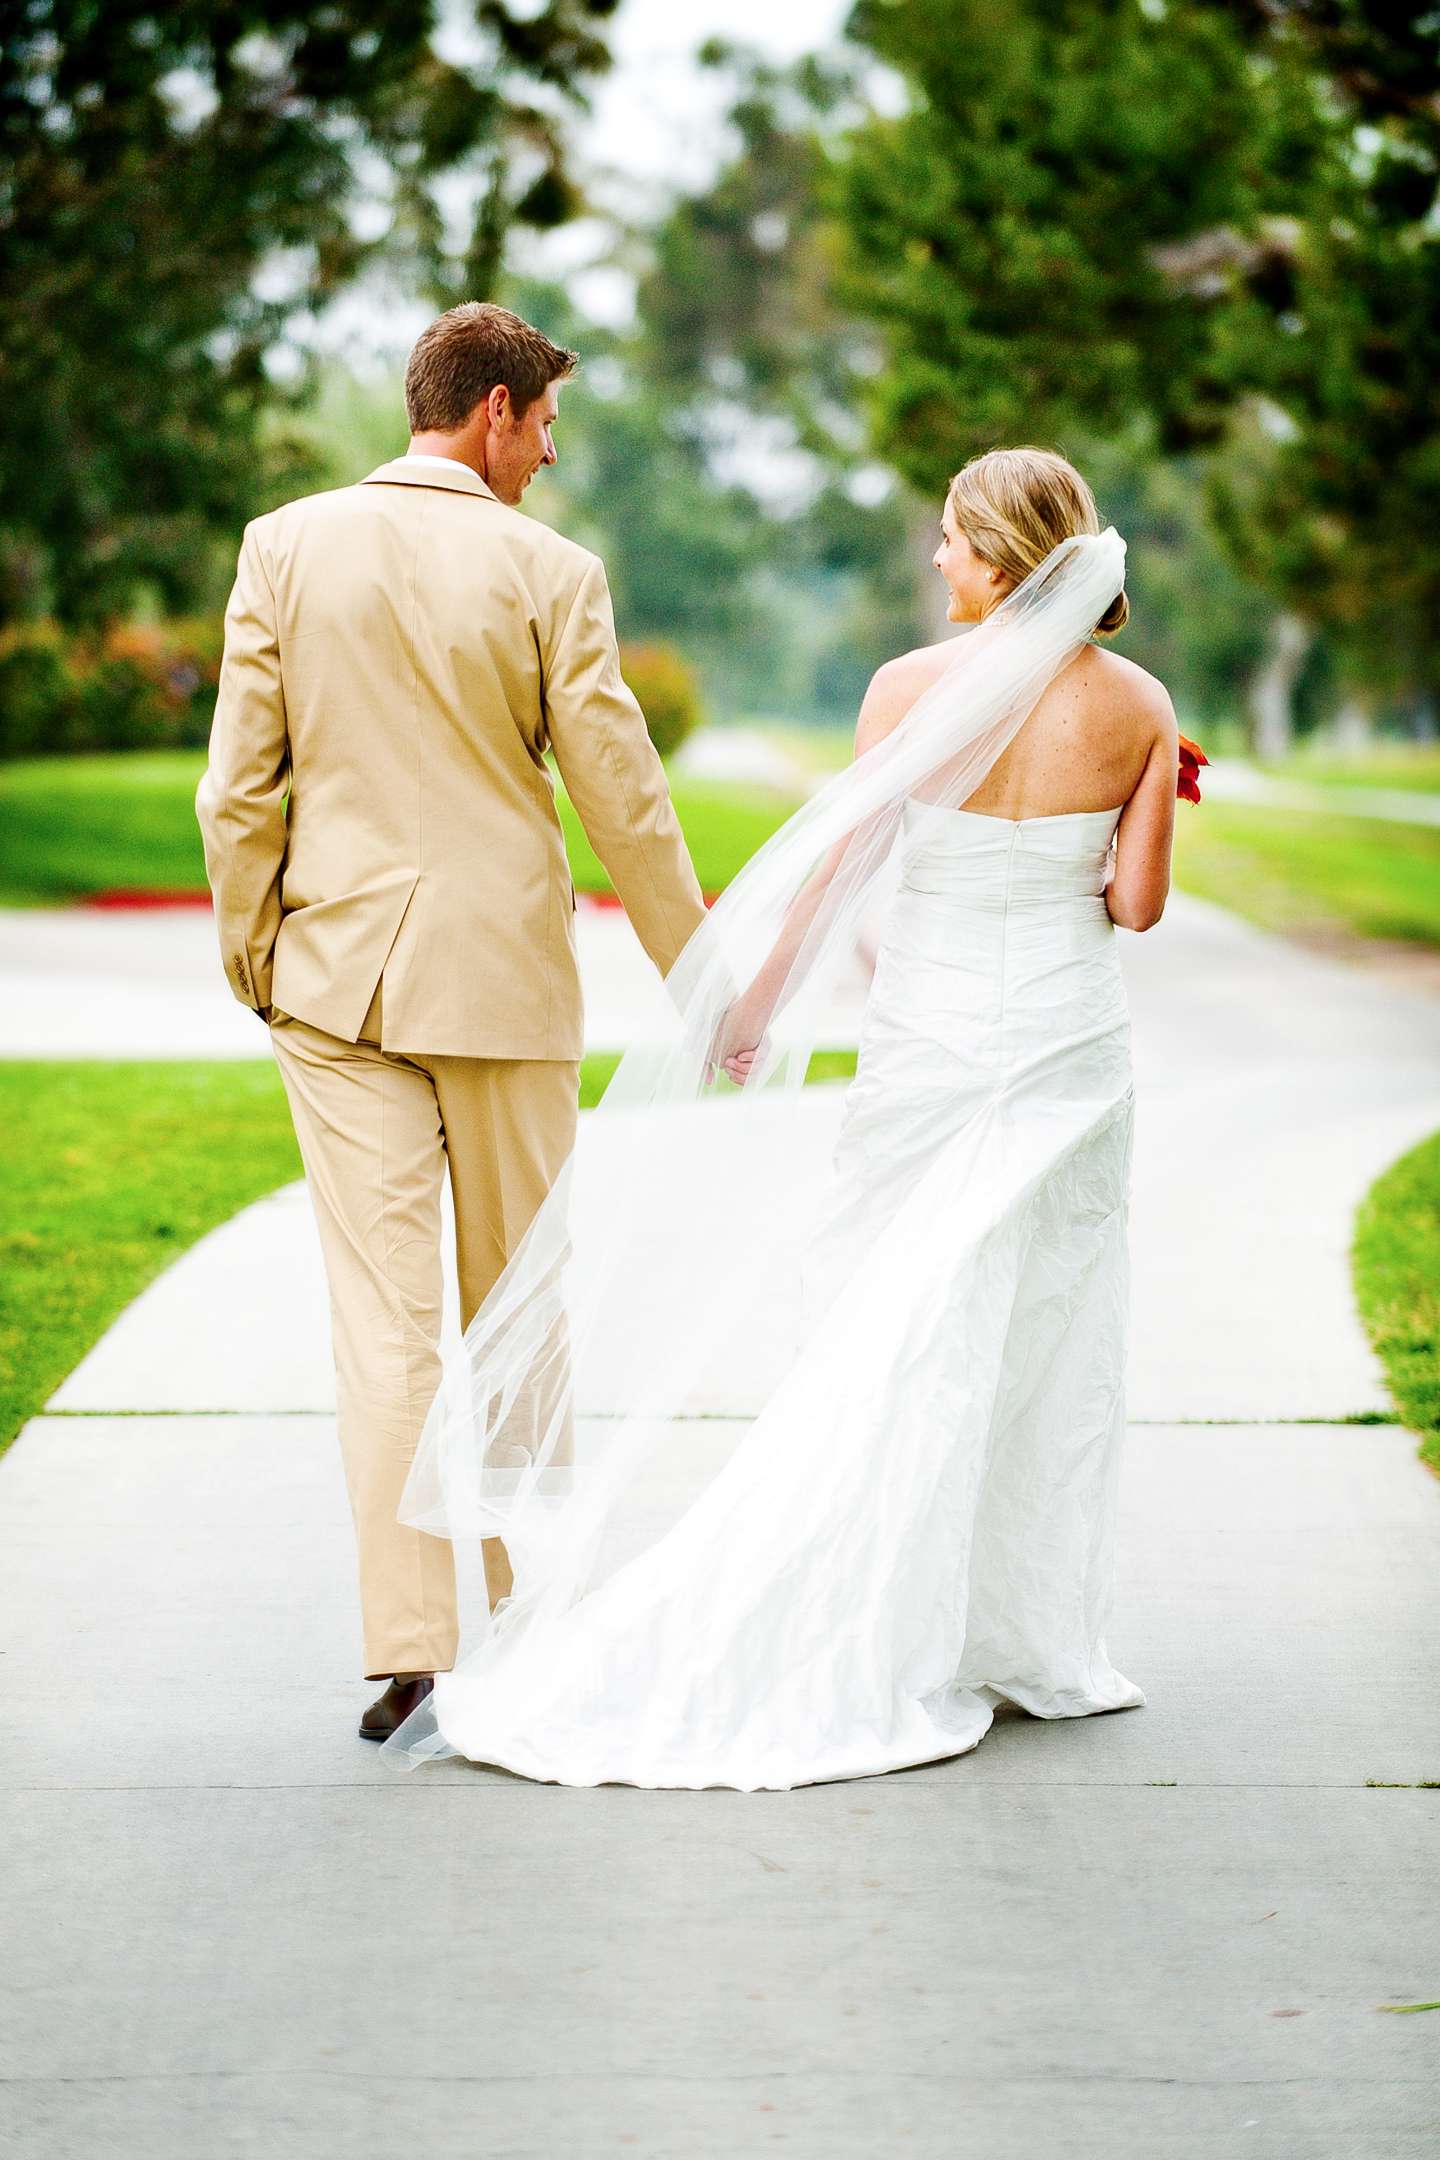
left=1178, top=733, right=1208, bottom=804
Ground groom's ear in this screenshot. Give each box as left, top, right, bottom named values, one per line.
left=483, top=382, right=514, bottom=431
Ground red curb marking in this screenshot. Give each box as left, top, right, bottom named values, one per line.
left=83, top=890, right=214, bottom=910
left=580, top=890, right=722, bottom=910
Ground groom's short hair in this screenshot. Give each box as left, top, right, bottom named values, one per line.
left=404, top=303, right=578, bottom=432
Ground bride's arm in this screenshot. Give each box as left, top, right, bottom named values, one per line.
left=1105, top=686, right=1177, bottom=932
left=716, top=651, right=939, bottom=1080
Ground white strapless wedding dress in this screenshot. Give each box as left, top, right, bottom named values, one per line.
left=393, top=798, right=1147, bottom=1789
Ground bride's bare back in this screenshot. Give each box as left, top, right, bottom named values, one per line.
left=860, top=636, right=1179, bottom=930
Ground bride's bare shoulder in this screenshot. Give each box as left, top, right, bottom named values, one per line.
left=1072, top=644, right=1174, bottom=725
left=857, top=639, right=959, bottom=749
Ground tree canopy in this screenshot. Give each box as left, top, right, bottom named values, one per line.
left=0, top=0, right=618, bottom=624
left=833, top=0, right=1440, bottom=702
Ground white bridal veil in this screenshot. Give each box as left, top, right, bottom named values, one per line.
left=383, top=526, right=1127, bottom=1769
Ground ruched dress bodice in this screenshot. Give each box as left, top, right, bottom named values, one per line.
left=901, top=796, right=1122, bottom=900
left=893, top=799, right=1127, bottom=1030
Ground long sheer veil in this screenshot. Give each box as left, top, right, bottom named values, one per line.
left=382, top=526, right=1127, bottom=1769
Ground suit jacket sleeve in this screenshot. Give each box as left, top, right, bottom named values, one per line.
left=195, top=522, right=290, bottom=1014
left=542, top=555, right=707, bottom=980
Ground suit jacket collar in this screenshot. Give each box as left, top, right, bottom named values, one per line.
left=361, top=458, right=501, bottom=504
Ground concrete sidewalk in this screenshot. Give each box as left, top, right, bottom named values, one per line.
left=0, top=896, right=781, bottom=1058
left=4, top=892, right=1440, bottom=2156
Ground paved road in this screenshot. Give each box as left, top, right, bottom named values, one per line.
left=3, top=890, right=1440, bottom=2156
left=1202, top=756, right=1440, bottom=828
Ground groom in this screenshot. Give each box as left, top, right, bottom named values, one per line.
left=197, top=301, right=707, bottom=1738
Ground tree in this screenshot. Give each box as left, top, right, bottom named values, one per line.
left=832, top=0, right=1282, bottom=475
left=0, top=0, right=618, bottom=625
left=625, top=45, right=933, bottom=717
left=518, top=38, right=1272, bottom=730
left=1204, top=1, right=1440, bottom=710
left=497, top=44, right=935, bottom=729
left=629, top=32, right=1274, bottom=729
left=832, top=0, right=1440, bottom=720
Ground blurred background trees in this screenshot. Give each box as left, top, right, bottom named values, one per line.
left=0, top=0, right=619, bottom=628
left=1, top=0, right=1435, bottom=756
left=833, top=0, right=1440, bottom=746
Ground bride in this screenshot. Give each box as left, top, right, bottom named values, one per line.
left=380, top=445, right=1180, bottom=1791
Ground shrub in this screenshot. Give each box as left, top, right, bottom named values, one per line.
left=619, top=640, right=704, bottom=761
left=0, top=616, right=224, bottom=759
left=99, top=619, right=223, bottom=748
left=0, top=622, right=81, bottom=760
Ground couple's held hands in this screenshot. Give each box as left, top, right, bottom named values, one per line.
left=706, top=991, right=772, bottom=1088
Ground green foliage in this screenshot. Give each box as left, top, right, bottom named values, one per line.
left=1352, top=1128, right=1440, bottom=1476
left=0, top=621, right=72, bottom=760
left=618, top=642, right=704, bottom=760
left=833, top=0, right=1440, bottom=702
left=0, top=619, right=222, bottom=760
left=517, top=40, right=1280, bottom=734
left=1076, top=433, right=1270, bottom=729
left=834, top=0, right=1269, bottom=477
left=1201, top=5, right=1440, bottom=697
left=93, top=619, right=225, bottom=747
left=0, top=2, right=617, bottom=628
left=638, top=47, right=864, bottom=458
left=504, top=47, right=933, bottom=728
left=272, top=368, right=409, bottom=493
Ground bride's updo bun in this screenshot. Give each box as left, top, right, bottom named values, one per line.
left=947, top=447, right=1129, bottom=637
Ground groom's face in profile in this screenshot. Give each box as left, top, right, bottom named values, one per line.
left=483, top=379, right=562, bottom=506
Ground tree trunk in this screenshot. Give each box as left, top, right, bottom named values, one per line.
left=1332, top=690, right=1375, bottom=753
left=1248, top=613, right=1309, bottom=760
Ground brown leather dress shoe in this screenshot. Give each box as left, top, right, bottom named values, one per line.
left=358, top=1673, right=435, bottom=1741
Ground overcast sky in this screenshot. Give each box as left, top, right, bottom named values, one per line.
left=576, top=0, right=852, bottom=195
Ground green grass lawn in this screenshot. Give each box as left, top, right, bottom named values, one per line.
left=0, top=749, right=802, bottom=906
left=1352, top=1129, right=1440, bottom=1478
left=9, top=745, right=1440, bottom=957
left=1171, top=800, right=1440, bottom=950
left=0, top=1060, right=303, bottom=1453
left=0, top=751, right=217, bottom=903
left=0, top=1048, right=856, bottom=1457
left=554, top=774, right=800, bottom=896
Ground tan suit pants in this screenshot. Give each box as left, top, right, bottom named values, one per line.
left=269, top=978, right=579, bottom=1680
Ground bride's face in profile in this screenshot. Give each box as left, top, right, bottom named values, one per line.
left=934, top=501, right=1011, bottom=624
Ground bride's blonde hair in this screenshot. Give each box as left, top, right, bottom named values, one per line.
left=947, top=447, right=1129, bottom=637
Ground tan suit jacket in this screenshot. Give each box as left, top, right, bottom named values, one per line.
left=197, top=457, right=707, bottom=1057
